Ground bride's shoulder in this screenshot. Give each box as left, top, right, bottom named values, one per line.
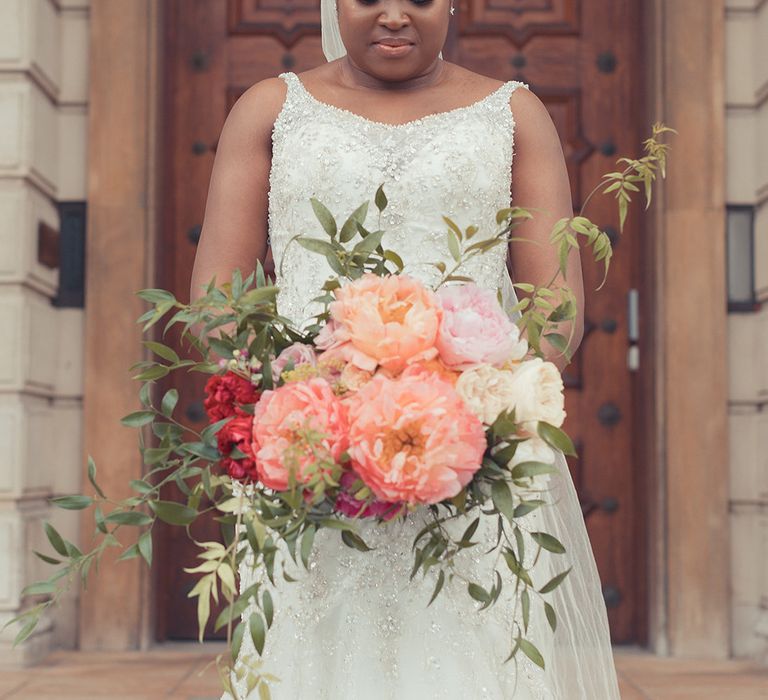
left=234, top=77, right=289, bottom=121
left=219, top=77, right=290, bottom=146
left=444, top=64, right=556, bottom=148
left=443, top=63, right=537, bottom=109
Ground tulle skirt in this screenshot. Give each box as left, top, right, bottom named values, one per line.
left=223, top=450, right=621, bottom=700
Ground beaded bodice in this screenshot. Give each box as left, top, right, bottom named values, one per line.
left=268, top=71, right=529, bottom=326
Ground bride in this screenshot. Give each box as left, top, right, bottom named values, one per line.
left=190, top=1, right=621, bottom=698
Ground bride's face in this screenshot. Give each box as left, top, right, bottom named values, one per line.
left=337, top=0, right=450, bottom=80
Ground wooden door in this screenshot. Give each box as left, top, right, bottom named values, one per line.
left=158, top=0, right=647, bottom=645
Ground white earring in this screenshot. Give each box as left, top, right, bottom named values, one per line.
left=450, top=1, right=456, bottom=15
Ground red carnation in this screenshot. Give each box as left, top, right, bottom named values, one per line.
left=217, top=415, right=260, bottom=482
left=204, top=371, right=260, bottom=421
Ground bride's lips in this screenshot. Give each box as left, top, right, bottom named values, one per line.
left=372, top=38, right=415, bottom=58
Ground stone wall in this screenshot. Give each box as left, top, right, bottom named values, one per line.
left=0, top=0, right=89, bottom=665
left=725, top=0, right=768, bottom=662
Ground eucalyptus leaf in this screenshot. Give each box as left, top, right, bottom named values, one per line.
left=34, top=550, right=61, bottom=566
left=310, top=198, right=337, bottom=238
left=539, top=567, right=572, bottom=594
left=521, top=588, right=530, bottom=632
left=537, top=422, right=577, bottom=457
left=519, top=638, right=545, bottom=669
left=133, top=365, right=170, bottom=382
left=149, top=500, right=198, bottom=526
left=160, top=389, right=179, bottom=418
left=544, top=601, right=557, bottom=631
left=43, top=522, right=68, bottom=557
left=138, top=530, right=153, bottom=566
left=22, top=581, right=57, bottom=596
left=374, top=185, right=388, bottom=212
left=87, top=456, right=106, bottom=499
left=341, top=529, right=373, bottom=552
left=143, top=340, right=180, bottom=365
left=352, top=229, right=385, bottom=257
left=296, top=238, right=340, bottom=260
left=249, top=612, right=266, bottom=655
left=339, top=201, right=369, bottom=243
left=468, top=583, right=490, bottom=604
left=427, top=569, right=446, bottom=607
left=491, top=480, right=516, bottom=524
left=263, top=589, right=274, bottom=628
left=121, top=411, right=156, bottom=428
left=50, top=495, right=93, bottom=511
left=510, top=461, right=558, bottom=481
left=531, top=531, right=566, bottom=554
left=105, top=511, right=153, bottom=527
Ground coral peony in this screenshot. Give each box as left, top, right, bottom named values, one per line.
left=400, top=358, right=460, bottom=386
left=346, top=373, right=486, bottom=504
left=316, top=273, right=442, bottom=375
left=333, top=471, right=404, bottom=521
left=340, top=363, right=375, bottom=392
left=252, top=377, right=349, bottom=491
left=436, top=283, right=527, bottom=369
left=271, top=342, right=318, bottom=383
left=204, top=371, right=260, bottom=421
left=217, top=415, right=260, bottom=482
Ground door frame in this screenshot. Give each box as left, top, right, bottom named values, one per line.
left=80, top=0, right=729, bottom=658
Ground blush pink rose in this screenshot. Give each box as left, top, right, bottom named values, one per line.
left=436, top=283, right=525, bottom=369
left=271, top=342, right=317, bottom=382
left=345, top=373, right=486, bottom=505
left=251, top=377, right=349, bottom=491
left=316, top=273, right=442, bottom=375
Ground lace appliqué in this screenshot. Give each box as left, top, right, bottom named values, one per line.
left=268, top=71, right=529, bottom=328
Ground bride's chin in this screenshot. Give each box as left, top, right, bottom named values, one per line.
left=360, top=55, right=439, bottom=82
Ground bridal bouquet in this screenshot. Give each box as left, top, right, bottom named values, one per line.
left=175, top=190, right=578, bottom=691
left=8, top=123, right=674, bottom=700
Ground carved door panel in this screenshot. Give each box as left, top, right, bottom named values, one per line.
left=159, top=0, right=646, bottom=644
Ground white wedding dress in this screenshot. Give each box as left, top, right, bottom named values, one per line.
left=223, top=71, right=621, bottom=700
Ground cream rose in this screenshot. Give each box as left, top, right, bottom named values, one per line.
left=455, top=358, right=566, bottom=431
left=507, top=358, right=566, bottom=429
left=454, top=364, right=516, bottom=425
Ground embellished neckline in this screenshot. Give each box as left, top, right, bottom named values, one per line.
left=283, top=71, right=519, bottom=130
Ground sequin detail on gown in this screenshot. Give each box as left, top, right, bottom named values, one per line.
left=223, top=71, right=558, bottom=700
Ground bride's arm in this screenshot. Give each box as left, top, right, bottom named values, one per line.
left=188, top=78, right=287, bottom=354
left=189, top=78, right=287, bottom=306
left=508, top=88, right=585, bottom=372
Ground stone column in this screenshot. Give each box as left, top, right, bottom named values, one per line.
left=725, top=0, right=768, bottom=664
left=0, top=0, right=91, bottom=666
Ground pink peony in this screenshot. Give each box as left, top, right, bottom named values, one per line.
left=333, top=471, right=404, bottom=521
left=316, top=273, right=442, bottom=375
left=436, top=283, right=525, bottom=369
left=272, top=342, right=318, bottom=382
left=251, top=377, right=349, bottom=491
left=345, top=372, right=486, bottom=504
